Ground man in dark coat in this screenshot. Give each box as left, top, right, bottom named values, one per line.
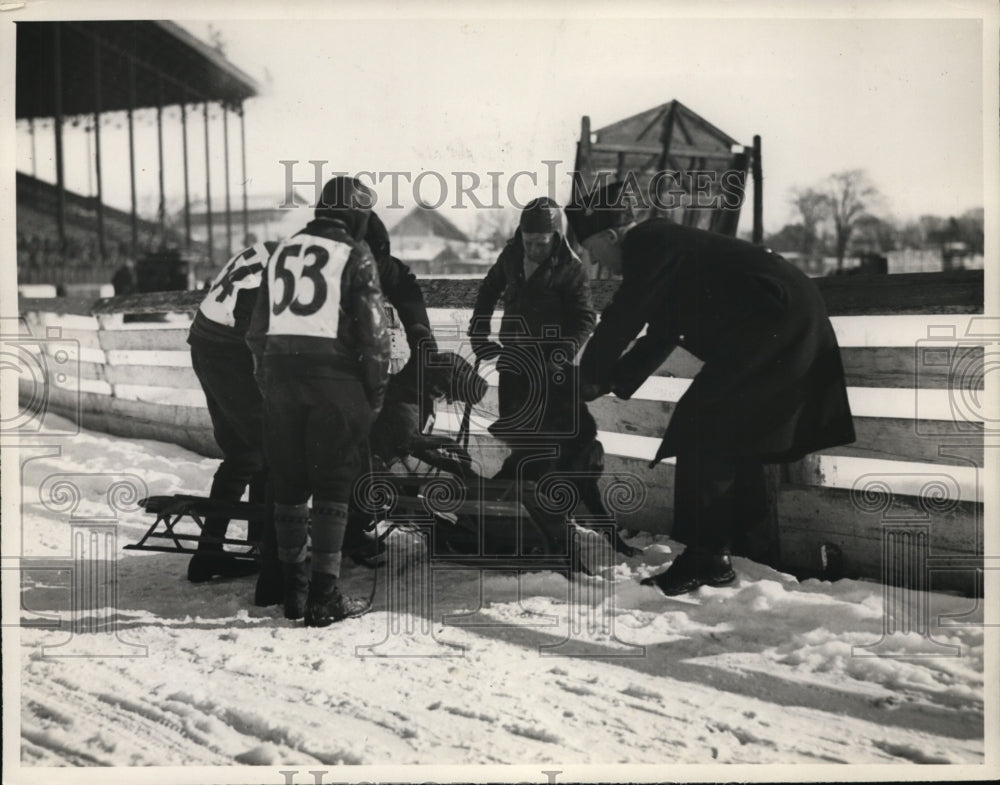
left=567, top=183, right=855, bottom=595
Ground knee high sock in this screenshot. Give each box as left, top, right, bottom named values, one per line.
left=310, top=501, right=349, bottom=577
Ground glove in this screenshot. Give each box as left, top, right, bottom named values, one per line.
left=580, top=382, right=611, bottom=402
left=473, top=340, right=503, bottom=362
left=407, top=323, right=438, bottom=357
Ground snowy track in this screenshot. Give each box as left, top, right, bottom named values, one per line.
left=11, top=417, right=987, bottom=767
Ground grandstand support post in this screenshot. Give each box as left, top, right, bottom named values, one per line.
left=29, top=118, right=36, bottom=178
left=53, top=22, right=67, bottom=257
left=93, top=36, right=106, bottom=263
left=240, top=102, right=248, bottom=245
left=128, top=57, right=138, bottom=262
left=223, top=104, right=232, bottom=257
left=203, top=101, right=214, bottom=266
left=156, top=77, right=166, bottom=247
left=181, top=100, right=191, bottom=251
left=752, top=134, right=763, bottom=245
left=748, top=133, right=779, bottom=566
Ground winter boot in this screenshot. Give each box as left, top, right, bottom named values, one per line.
left=304, top=501, right=370, bottom=626
left=303, top=572, right=371, bottom=627
left=274, top=502, right=311, bottom=619
left=253, top=507, right=283, bottom=607
left=187, top=514, right=258, bottom=583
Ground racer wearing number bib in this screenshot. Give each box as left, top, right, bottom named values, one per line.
left=185, top=240, right=278, bottom=584
left=246, top=176, right=391, bottom=627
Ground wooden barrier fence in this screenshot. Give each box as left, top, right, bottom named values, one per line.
left=16, top=269, right=988, bottom=593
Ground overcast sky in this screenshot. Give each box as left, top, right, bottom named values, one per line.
left=9, top=3, right=994, bottom=236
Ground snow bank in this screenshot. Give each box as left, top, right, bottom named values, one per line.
left=8, top=416, right=989, bottom=771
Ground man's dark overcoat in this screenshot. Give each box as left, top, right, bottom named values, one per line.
left=580, top=219, right=855, bottom=465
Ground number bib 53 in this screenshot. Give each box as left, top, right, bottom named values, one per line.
left=268, top=236, right=351, bottom=338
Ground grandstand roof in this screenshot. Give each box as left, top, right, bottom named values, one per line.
left=16, top=21, right=259, bottom=119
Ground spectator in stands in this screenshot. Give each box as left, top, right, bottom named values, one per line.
left=566, top=182, right=856, bottom=596
left=112, top=259, right=137, bottom=296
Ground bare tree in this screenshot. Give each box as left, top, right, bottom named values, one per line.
left=474, top=208, right=518, bottom=250
left=789, top=188, right=830, bottom=256
left=823, top=170, right=884, bottom=271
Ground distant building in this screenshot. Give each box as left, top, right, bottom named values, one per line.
left=388, top=204, right=478, bottom=274
left=186, top=189, right=311, bottom=255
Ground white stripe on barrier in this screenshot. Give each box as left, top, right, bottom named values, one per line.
left=428, top=308, right=994, bottom=350
left=37, top=313, right=101, bottom=331
left=105, top=350, right=192, bottom=367
left=796, top=454, right=981, bottom=503
left=433, top=410, right=978, bottom=500
left=112, top=385, right=207, bottom=407
left=55, top=378, right=113, bottom=396
left=629, top=376, right=961, bottom=422
left=829, top=314, right=998, bottom=348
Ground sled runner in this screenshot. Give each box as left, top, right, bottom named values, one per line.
left=126, top=439, right=621, bottom=574
left=125, top=354, right=632, bottom=574
left=357, top=429, right=631, bottom=574
left=124, top=495, right=262, bottom=561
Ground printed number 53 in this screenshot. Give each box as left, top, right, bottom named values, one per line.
left=272, top=244, right=329, bottom=316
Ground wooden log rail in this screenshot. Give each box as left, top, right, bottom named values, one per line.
left=17, top=268, right=987, bottom=593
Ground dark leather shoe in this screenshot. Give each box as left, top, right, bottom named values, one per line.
left=187, top=553, right=259, bottom=583
left=304, top=573, right=371, bottom=627
left=641, top=549, right=735, bottom=596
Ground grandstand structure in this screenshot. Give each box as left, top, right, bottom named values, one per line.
left=15, top=21, right=259, bottom=288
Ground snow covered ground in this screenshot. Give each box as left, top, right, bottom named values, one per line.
left=5, top=415, right=993, bottom=779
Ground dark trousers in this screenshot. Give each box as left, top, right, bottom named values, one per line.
left=263, top=374, right=373, bottom=505
left=670, top=447, right=767, bottom=556
left=493, top=365, right=589, bottom=476
left=346, top=400, right=421, bottom=536
left=190, top=343, right=268, bottom=542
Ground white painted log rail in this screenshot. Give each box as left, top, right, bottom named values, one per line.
left=16, top=269, right=988, bottom=592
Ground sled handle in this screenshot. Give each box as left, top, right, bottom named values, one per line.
left=457, top=356, right=480, bottom=451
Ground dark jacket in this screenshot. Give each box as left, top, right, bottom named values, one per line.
left=468, top=229, right=596, bottom=359
left=366, top=212, right=433, bottom=341
left=188, top=241, right=278, bottom=349
left=580, top=218, right=855, bottom=464
left=245, top=215, right=391, bottom=412
left=364, top=211, right=436, bottom=409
